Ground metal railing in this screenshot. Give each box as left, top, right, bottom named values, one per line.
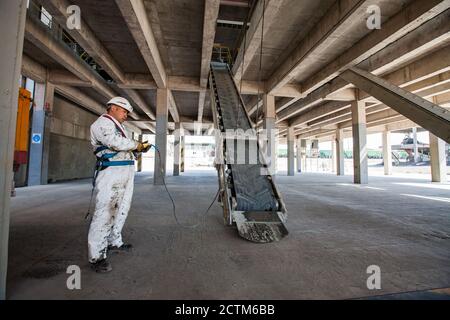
left=27, top=0, right=111, bottom=81
left=212, top=44, right=233, bottom=66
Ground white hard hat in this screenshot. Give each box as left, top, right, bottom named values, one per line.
left=107, top=96, right=133, bottom=113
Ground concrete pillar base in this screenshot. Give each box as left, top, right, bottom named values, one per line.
left=383, top=131, right=392, bottom=176
left=173, top=123, right=181, bottom=176
left=287, top=127, right=295, bottom=176
left=430, top=133, right=447, bottom=183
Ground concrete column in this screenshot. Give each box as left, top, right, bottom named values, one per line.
left=335, top=130, right=344, bottom=175
left=296, top=138, right=302, bottom=173
left=40, top=82, right=54, bottom=185
left=300, top=139, right=307, bottom=172
left=311, top=139, right=319, bottom=171
left=351, top=101, right=368, bottom=184
left=274, top=136, right=279, bottom=175
left=263, top=94, right=276, bottom=175
left=180, top=135, right=185, bottom=172
left=287, top=127, right=295, bottom=176
left=28, top=82, right=44, bottom=186
left=383, top=130, right=392, bottom=175
left=336, top=129, right=345, bottom=176
left=154, top=88, right=168, bottom=185
left=331, top=138, right=337, bottom=173
left=0, top=0, right=27, bottom=300
left=412, top=127, right=419, bottom=162
left=429, top=133, right=447, bottom=183
left=137, top=134, right=143, bottom=172
left=173, top=122, right=181, bottom=176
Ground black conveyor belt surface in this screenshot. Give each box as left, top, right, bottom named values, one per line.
left=211, top=63, right=279, bottom=211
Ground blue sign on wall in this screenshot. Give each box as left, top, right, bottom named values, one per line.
left=32, top=133, right=42, bottom=144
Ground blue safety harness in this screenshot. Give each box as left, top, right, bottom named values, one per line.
left=94, top=146, right=135, bottom=171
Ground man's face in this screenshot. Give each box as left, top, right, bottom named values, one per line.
left=108, top=105, right=129, bottom=123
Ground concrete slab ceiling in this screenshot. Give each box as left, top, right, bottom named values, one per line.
left=146, top=0, right=204, bottom=78
left=244, top=0, right=335, bottom=81
left=74, top=0, right=150, bottom=74
left=172, top=90, right=201, bottom=119
left=21, top=0, right=450, bottom=134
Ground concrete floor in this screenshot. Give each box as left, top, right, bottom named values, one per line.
left=6, top=171, right=450, bottom=299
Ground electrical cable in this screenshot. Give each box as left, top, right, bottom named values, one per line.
left=86, top=145, right=220, bottom=229
left=152, top=144, right=220, bottom=229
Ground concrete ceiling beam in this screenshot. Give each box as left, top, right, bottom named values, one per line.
left=116, top=0, right=167, bottom=89
left=122, top=122, right=144, bottom=135
left=358, top=45, right=450, bottom=100
left=301, top=0, right=450, bottom=96
left=307, top=103, right=385, bottom=128
left=303, top=118, right=425, bottom=141
left=288, top=101, right=350, bottom=128
left=236, top=82, right=303, bottom=101
left=431, top=91, right=450, bottom=106
left=338, top=108, right=403, bottom=129
left=116, top=75, right=206, bottom=92
left=168, top=76, right=203, bottom=93
left=168, top=91, right=180, bottom=123
left=404, top=70, right=450, bottom=94
left=325, top=88, right=357, bottom=102
left=54, top=84, right=106, bottom=116
left=121, top=88, right=156, bottom=120
left=340, top=67, right=450, bottom=143
left=130, top=117, right=212, bottom=124
left=25, top=17, right=93, bottom=84
left=25, top=10, right=159, bottom=119
left=276, top=2, right=450, bottom=121
left=281, top=41, right=450, bottom=123
left=116, top=0, right=185, bottom=123
left=266, top=0, right=372, bottom=94
left=38, top=0, right=126, bottom=83
left=48, top=69, right=92, bottom=87
left=198, top=0, right=222, bottom=124
left=39, top=0, right=154, bottom=119
left=55, top=85, right=150, bottom=134
left=197, top=90, right=206, bottom=123
left=385, top=119, right=419, bottom=132
left=418, top=82, right=450, bottom=98
left=21, top=54, right=46, bottom=83
left=200, top=0, right=220, bottom=88
left=290, top=80, right=450, bottom=136
left=21, top=54, right=126, bottom=121
left=118, top=74, right=157, bottom=90
left=220, top=0, right=249, bottom=8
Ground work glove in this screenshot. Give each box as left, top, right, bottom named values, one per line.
left=136, top=141, right=151, bottom=153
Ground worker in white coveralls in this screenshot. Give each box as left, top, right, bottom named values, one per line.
left=88, top=97, right=150, bottom=273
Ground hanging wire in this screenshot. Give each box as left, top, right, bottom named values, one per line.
left=237, top=0, right=251, bottom=128
left=255, top=0, right=266, bottom=131
left=239, top=0, right=250, bottom=97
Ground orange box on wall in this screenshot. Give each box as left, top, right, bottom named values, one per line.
left=14, top=87, right=31, bottom=166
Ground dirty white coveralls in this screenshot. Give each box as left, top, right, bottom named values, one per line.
left=88, top=114, right=139, bottom=263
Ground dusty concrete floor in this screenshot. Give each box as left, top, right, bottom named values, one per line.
left=6, top=171, right=450, bottom=299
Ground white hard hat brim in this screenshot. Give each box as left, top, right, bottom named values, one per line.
left=106, top=97, right=133, bottom=113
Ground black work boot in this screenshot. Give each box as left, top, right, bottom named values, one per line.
left=108, top=243, right=133, bottom=252
left=90, top=258, right=112, bottom=273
